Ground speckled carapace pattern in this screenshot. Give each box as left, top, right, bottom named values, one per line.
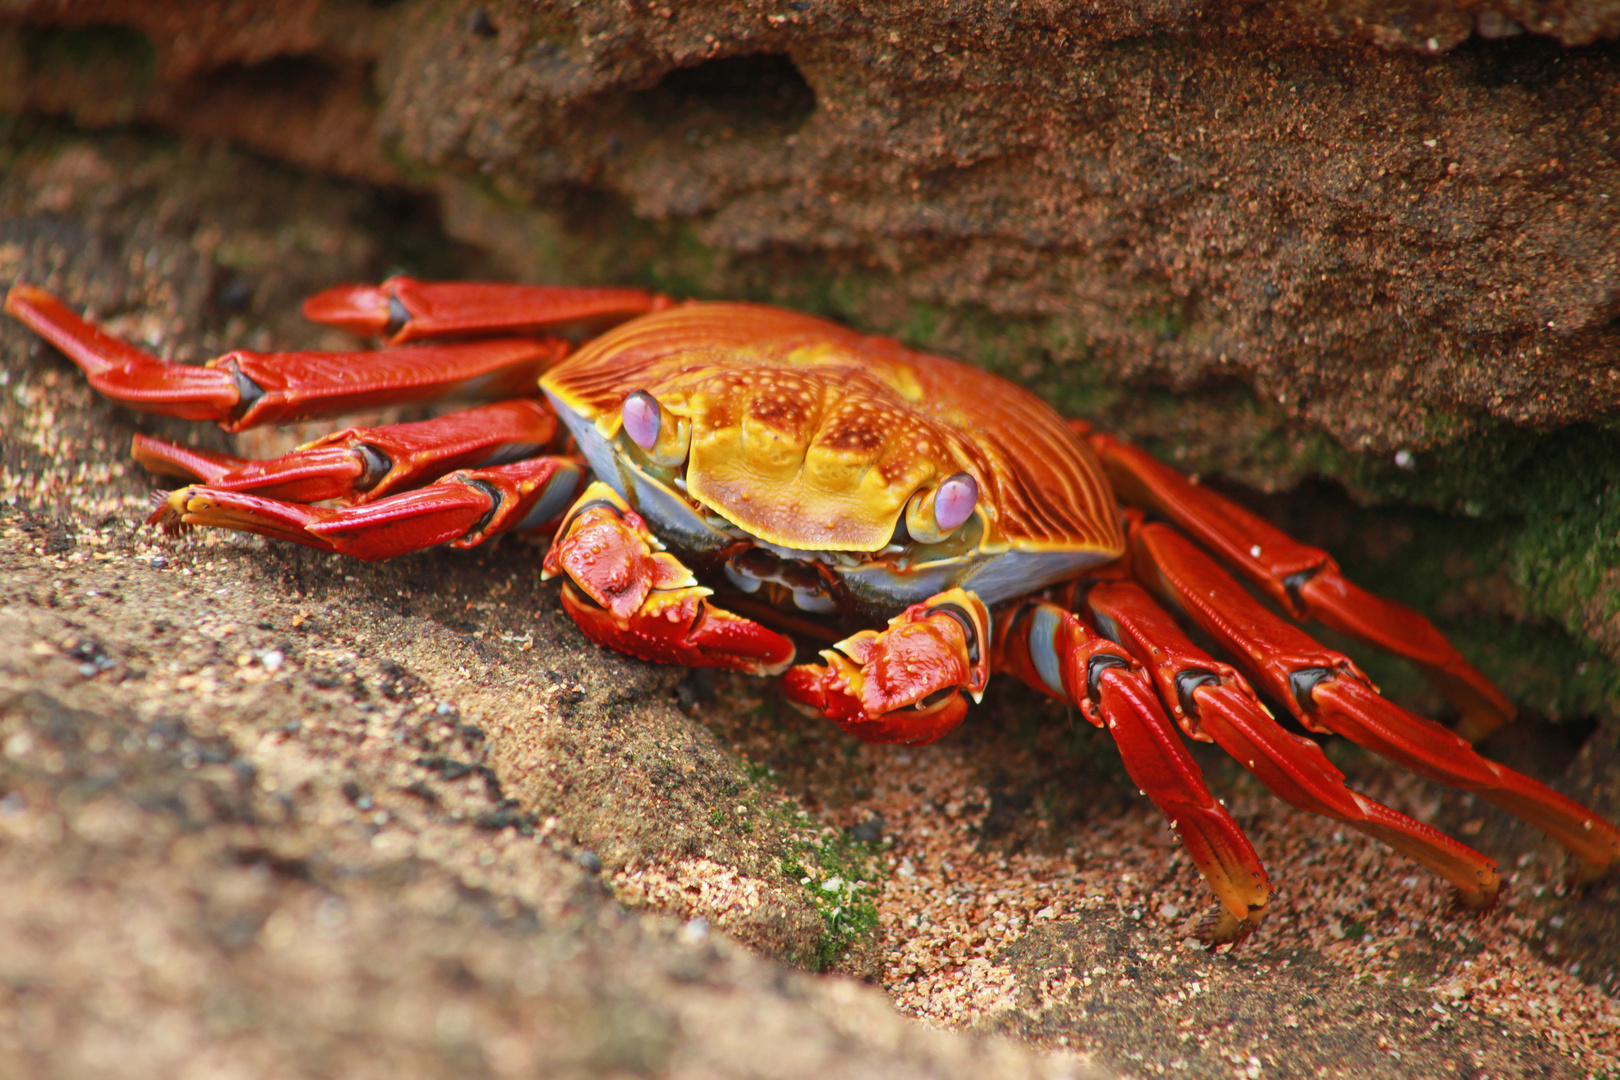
left=545, top=303, right=1122, bottom=552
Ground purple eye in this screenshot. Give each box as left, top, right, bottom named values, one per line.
left=622, top=390, right=661, bottom=450
left=934, top=472, right=979, bottom=532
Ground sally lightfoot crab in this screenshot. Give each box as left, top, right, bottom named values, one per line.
left=8, top=279, right=1618, bottom=946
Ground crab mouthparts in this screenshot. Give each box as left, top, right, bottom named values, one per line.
left=722, top=546, right=840, bottom=612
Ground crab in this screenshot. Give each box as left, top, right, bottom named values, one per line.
left=8, top=278, right=1619, bottom=946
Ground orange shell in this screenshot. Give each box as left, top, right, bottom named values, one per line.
left=542, top=303, right=1124, bottom=557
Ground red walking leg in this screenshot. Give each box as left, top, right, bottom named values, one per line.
left=302, top=276, right=672, bottom=344
left=153, top=455, right=584, bottom=561
left=541, top=482, right=795, bottom=677
left=1085, top=579, right=1501, bottom=909
left=996, top=598, right=1273, bottom=946
left=6, top=284, right=566, bottom=431
left=1088, top=429, right=1515, bottom=740
left=1131, top=520, right=1620, bottom=884
left=132, top=399, right=559, bottom=505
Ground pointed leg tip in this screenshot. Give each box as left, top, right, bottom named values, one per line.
left=4, top=281, right=34, bottom=312
left=300, top=283, right=392, bottom=335
left=1194, top=905, right=1265, bottom=950
left=5, top=281, right=48, bottom=309
left=1448, top=881, right=1503, bottom=915
left=4, top=283, right=66, bottom=327
left=145, top=489, right=191, bottom=535
left=1567, top=851, right=1620, bottom=889
left=1453, top=706, right=1513, bottom=745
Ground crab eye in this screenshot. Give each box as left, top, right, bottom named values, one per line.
left=933, top=472, right=979, bottom=533
left=622, top=390, right=661, bottom=450
left=621, top=389, right=692, bottom=468
left=903, top=471, right=981, bottom=545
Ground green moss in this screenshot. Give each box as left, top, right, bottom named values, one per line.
left=1328, top=424, right=1620, bottom=671
left=1455, top=620, right=1620, bottom=721
left=726, top=751, right=882, bottom=971
left=779, top=826, right=884, bottom=972
left=1340, top=422, right=1620, bottom=521
left=1134, top=288, right=1195, bottom=344
left=1511, top=505, right=1620, bottom=640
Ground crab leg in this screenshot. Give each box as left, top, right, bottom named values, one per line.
left=542, top=482, right=795, bottom=676
left=1084, top=580, right=1502, bottom=908
left=781, top=589, right=992, bottom=746
left=996, top=598, right=1273, bottom=946
left=1132, top=520, right=1620, bottom=883
left=153, top=455, right=584, bottom=561
left=131, top=399, right=560, bottom=505
left=1088, top=429, right=1515, bottom=741
left=302, top=276, right=672, bottom=344
left=5, top=284, right=566, bottom=431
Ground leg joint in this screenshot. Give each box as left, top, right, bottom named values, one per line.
left=1086, top=653, right=1132, bottom=702
left=924, top=601, right=982, bottom=664
left=464, top=478, right=503, bottom=536
left=1288, top=665, right=1336, bottom=713
left=1281, top=567, right=1320, bottom=611
left=1174, top=668, right=1221, bottom=719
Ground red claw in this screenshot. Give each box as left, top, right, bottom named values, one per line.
left=543, top=483, right=795, bottom=676
left=782, top=589, right=990, bottom=746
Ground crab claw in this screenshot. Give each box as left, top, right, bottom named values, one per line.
left=542, top=482, right=794, bottom=676
left=782, top=589, right=991, bottom=746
